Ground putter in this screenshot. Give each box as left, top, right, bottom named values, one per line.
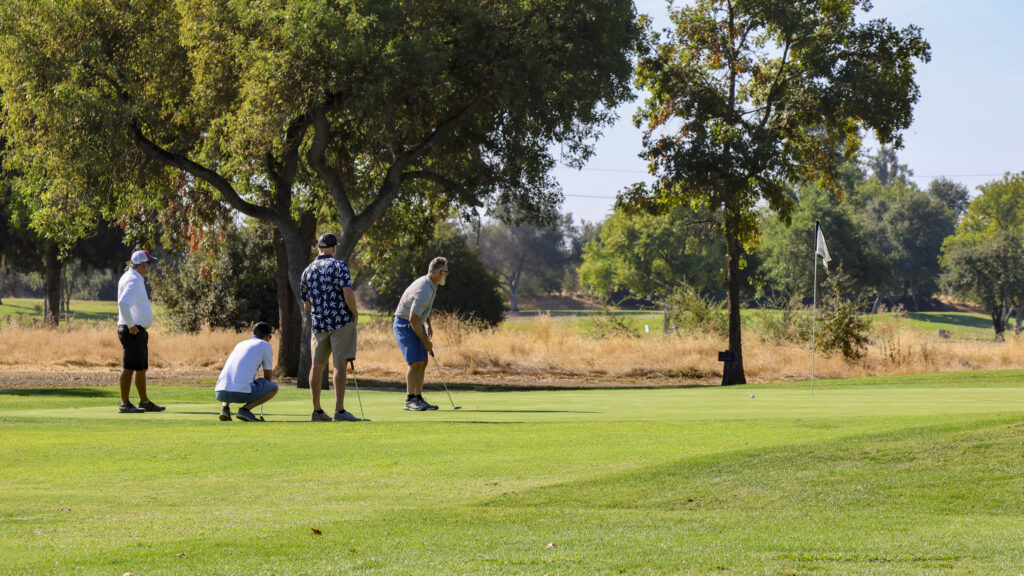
left=429, top=350, right=461, bottom=410
left=348, top=360, right=367, bottom=421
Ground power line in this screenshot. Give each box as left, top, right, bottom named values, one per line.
left=557, top=165, right=1010, bottom=179
left=564, top=193, right=619, bottom=199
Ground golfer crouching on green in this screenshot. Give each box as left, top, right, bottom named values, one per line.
left=214, top=322, right=278, bottom=422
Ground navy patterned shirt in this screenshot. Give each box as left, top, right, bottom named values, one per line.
left=300, top=255, right=354, bottom=333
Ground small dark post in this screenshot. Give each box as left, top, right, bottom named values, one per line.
left=718, top=350, right=735, bottom=386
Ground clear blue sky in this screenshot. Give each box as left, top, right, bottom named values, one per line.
left=556, top=0, right=1024, bottom=224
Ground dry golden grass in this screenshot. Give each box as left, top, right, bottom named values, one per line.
left=2, top=313, right=1023, bottom=386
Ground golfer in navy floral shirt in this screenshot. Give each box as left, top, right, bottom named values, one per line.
left=300, top=233, right=363, bottom=422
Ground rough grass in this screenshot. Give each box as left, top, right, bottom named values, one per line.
left=3, top=308, right=1024, bottom=387
left=2, top=375, right=1024, bottom=574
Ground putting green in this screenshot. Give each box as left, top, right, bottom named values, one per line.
left=4, top=384, right=1024, bottom=422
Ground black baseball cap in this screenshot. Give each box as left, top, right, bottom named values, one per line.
left=317, top=233, right=338, bottom=248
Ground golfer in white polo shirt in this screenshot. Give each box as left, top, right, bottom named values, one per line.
left=214, top=322, right=279, bottom=422
left=116, top=249, right=164, bottom=414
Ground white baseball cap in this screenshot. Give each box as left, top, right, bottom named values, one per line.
left=130, top=250, right=159, bottom=265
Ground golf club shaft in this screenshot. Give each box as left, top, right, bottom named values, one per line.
left=430, top=351, right=458, bottom=409
left=349, top=360, right=365, bottom=421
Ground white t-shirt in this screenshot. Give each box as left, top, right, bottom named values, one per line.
left=215, top=338, right=274, bottom=393
left=117, top=268, right=154, bottom=328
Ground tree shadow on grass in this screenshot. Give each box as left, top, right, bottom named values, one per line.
left=0, top=388, right=116, bottom=398
left=906, top=312, right=992, bottom=330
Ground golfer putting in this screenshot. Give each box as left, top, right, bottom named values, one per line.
left=393, top=257, right=448, bottom=411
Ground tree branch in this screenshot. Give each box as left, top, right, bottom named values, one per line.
left=306, top=106, right=355, bottom=227
left=128, top=122, right=277, bottom=221
left=402, top=170, right=461, bottom=192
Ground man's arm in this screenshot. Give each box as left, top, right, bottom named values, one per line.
left=408, top=312, right=433, bottom=353
left=263, top=343, right=274, bottom=381
left=342, top=286, right=358, bottom=323
left=118, top=276, right=140, bottom=333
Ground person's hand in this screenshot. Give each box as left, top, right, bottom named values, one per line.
left=129, top=326, right=139, bottom=335
left=424, top=339, right=434, bottom=353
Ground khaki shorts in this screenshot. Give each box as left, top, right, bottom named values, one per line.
left=312, top=323, right=357, bottom=366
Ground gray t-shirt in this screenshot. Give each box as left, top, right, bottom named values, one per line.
left=394, top=275, right=437, bottom=321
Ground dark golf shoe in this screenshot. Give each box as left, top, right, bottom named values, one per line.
left=139, top=400, right=166, bottom=412
left=236, top=408, right=260, bottom=422
left=404, top=398, right=428, bottom=411
left=118, top=402, right=145, bottom=414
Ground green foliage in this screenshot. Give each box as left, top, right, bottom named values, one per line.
left=940, top=230, right=1024, bottom=338
left=588, top=311, right=640, bottom=339
left=927, top=176, right=970, bottom=223
left=578, top=204, right=724, bottom=302
left=958, top=171, right=1024, bottom=236
left=758, top=182, right=887, bottom=298
left=153, top=221, right=278, bottom=333
left=364, top=222, right=505, bottom=327
left=940, top=173, right=1024, bottom=337
left=813, top=266, right=872, bottom=361
left=0, top=0, right=640, bottom=260
left=855, top=179, right=955, bottom=305
left=755, top=295, right=807, bottom=345
left=665, top=283, right=727, bottom=337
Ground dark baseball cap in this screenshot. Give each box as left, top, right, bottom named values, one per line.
left=317, top=233, right=338, bottom=248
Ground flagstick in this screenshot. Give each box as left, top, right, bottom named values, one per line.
left=811, top=246, right=818, bottom=397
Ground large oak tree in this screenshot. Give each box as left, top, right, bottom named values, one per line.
left=0, top=0, right=638, bottom=383
left=628, top=0, right=929, bottom=383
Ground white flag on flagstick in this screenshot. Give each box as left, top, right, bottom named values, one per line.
left=815, top=222, right=831, bottom=271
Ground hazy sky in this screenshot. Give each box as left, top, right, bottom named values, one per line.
left=556, top=0, right=1024, bottom=224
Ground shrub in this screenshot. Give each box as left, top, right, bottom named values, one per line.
left=589, top=312, right=638, bottom=339
left=756, top=294, right=808, bottom=345
left=666, top=283, right=727, bottom=337
left=811, top=266, right=872, bottom=361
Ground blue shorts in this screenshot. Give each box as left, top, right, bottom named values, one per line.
left=394, top=317, right=428, bottom=364
left=215, top=378, right=278, bottom=404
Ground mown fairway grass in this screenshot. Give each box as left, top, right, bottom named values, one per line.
left=3, top=372, right=1024, bottom=575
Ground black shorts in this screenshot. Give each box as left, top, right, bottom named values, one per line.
left=117, top=325, right=149, bottom=371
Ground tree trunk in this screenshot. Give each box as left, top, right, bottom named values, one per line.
left=991, top=306, right=1006, bottom=341
left=724, top=213, right=746, bottom=384
left=279, top=221, right=317, bottom=388
left=43, top=244, right=61, bottom=327
left=273, top=229, right=301, bottom=377
left=509, top=280, right=519, bottom=313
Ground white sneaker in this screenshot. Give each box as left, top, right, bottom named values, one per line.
left=311, top=410, right=333, bottom=422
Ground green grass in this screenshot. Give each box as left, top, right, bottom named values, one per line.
left=3, top=371, right=1024, bottom=574
left=903, top=311, right=996, bottom=340
left=0, top=297, right=119, bottom=324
